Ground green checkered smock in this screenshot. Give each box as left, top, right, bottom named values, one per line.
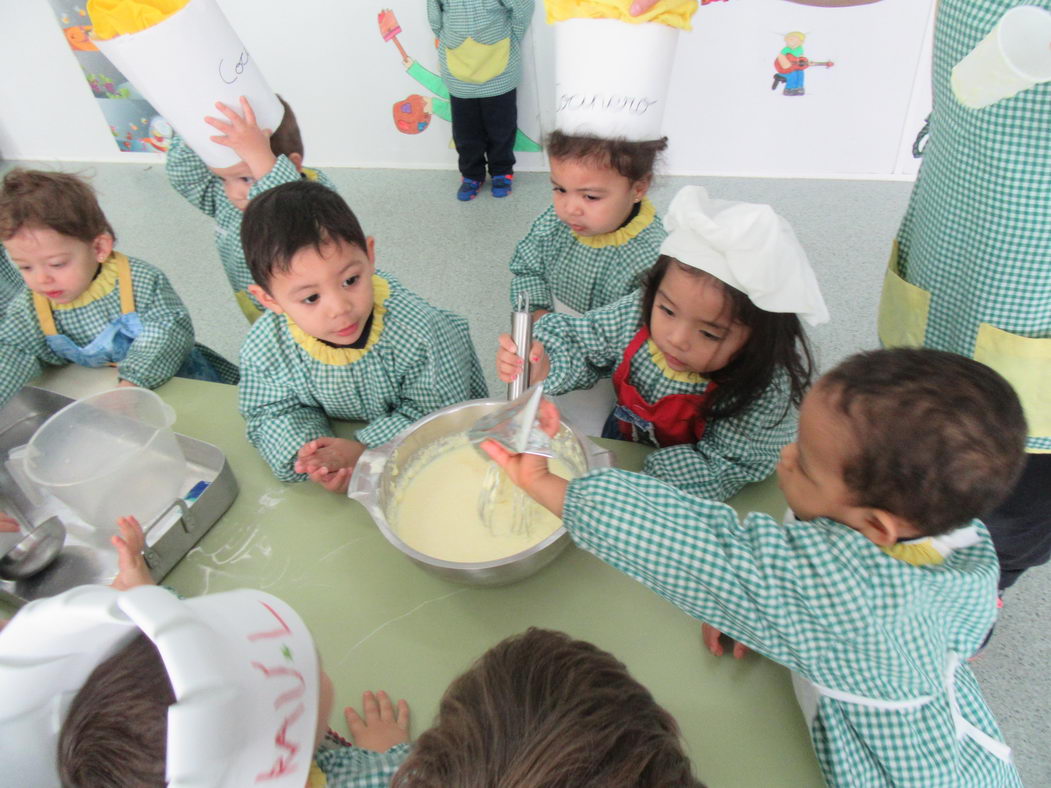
left=892, top=0, right=1051, bottom=451
left=0, top=255, right=201, bottom=407
left=563, top=469, right=1020, bottom=787
left=0, top=247, right=24, bottom=312
left=427, top=0, right=533, bottom=99
left=534, top=291, right=794, bottom=500
left=239, top=271, right=489, bottom=482
left=165, top=133, right=336, bottom=319
left=313, top=742, right=409, bottom=787
left=509, top=201, right=665, bottom=313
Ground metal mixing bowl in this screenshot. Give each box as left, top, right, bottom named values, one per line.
left=347, top=398, right=615, bottom=585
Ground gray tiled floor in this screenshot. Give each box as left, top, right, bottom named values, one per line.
left=4, top=160, right=1048, bottom=784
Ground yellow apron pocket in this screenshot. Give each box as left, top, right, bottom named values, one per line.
left=973, top=323, right=1051, bottom=441
left=447, top=37, right=510, bottom=84
left=877, top=242, right=931, bottom=349
left=235, top=290, right=263, bottom=324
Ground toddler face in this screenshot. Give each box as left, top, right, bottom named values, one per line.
left=209, top=161, right=256, bottom=211
left=648, top=263, right=751, bottom=375
left=254, top=236, right=377, bottom=346
left=549, top=156, right=647, bottom=237
left=4, top=225, right=111, bottom=304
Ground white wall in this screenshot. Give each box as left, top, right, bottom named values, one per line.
left=0, top=0, right=932, bottom=178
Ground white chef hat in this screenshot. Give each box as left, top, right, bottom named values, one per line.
left=659, top=186, right=829, bottom=326
left=0, top=584, right=320, bottom=787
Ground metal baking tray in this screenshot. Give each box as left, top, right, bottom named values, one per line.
left=0, top=386, right=237, bottom=603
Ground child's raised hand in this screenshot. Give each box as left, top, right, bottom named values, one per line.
left=344, top=690, right=410, bottom=753
left=0, top=514, right=19, bottom=533
left=701, top=622, right=749, bottom=659
left=204, top=96, right=277, bottom=179
left=496, top=334, right=549, bottom=384
left=110, top=516, right=154, bottom=591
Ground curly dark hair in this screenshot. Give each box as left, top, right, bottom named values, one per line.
left=0, top=168, right=115, bottom=243
left=821, top=348, right=1028, bottom=536
left=546, top=130, right=667, bottom=183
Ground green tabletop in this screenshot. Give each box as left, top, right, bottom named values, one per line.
left=30, top=370, right=823, bottom=787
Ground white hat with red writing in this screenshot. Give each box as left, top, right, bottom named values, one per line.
left=0, top=584, right=320, bottom=787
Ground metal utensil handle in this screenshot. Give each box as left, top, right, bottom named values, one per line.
left=508, top=294, right=532, bottom=401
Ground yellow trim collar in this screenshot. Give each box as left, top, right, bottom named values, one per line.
left=880, top=525, right=983, bottom=567
left=646, top=339, right=707, bottom=384
left=287, top=275, right=390, bottom=365
left=574, top=198, right=657, bottom=249
left=52, top=252, right=129, bottom=310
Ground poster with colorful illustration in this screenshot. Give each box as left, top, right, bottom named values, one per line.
left=47, top=0, right=173, bottom=154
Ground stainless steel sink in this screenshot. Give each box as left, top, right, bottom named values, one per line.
left=0, top=387, right=238, bottom=602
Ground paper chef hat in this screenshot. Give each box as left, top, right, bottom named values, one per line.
left=660, top=186, right=830, bottom=326
left=90, top=0, right=284, bottom=168
left=0, top=585, right=320, bottom=787
left=550, top=1, right=699, bottom=141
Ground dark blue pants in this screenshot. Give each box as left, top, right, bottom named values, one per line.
left=450, top=89, right=517, bottom=181
left=984, top=454, right=1051, bottom=590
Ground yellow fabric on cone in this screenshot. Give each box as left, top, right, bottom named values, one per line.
left=87, top=0, right=189, bottom=40
left=545, top=0, right=697, bottom=30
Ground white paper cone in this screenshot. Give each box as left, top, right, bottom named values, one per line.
left=94, top=0, right=284, bottom=167
left=951, top=5, right=1051, bottom=110
left=555, top=18, right=678, bottom=141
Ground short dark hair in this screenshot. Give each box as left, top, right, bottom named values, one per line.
left=0, top=168, right=115, bottom=243
left=269, top=95, right=304, bottom=160
left=641, top=255, right=814, bottom=422
left=822, top=348, right=1028, bottom=536
left=58, top=633, right=174, bottom=788
left=546, top=130, right=667, bottom=183
left=241, top=180, right=367, bottom=289
left=391, top=628, right=703, bottom=787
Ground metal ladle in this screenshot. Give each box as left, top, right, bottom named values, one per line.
left=0, top=517, right=66, bottom=581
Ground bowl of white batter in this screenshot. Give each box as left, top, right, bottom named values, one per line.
left=346, top=399, right=615, bottom=585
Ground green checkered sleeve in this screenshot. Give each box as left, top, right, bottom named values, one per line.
left=0, top=292, right=53, bottom=408
left=0, top=247, right=24, bottom=312
left=509, top=208, right=559, bottom=312
left=166, top=133, right=223, bottom=218
left=314, top=742, right=410, bottom=787
left=533, top=292, right=640, bottom=394
left=642, top=371, right=795, bottom=500
left=117, top=261, right=196, bottom=389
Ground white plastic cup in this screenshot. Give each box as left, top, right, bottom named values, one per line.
left=951, top=5, right=1051, bottom=110
left=93, top=0, right=284, bottom=167
left=22, top=388, right=187, bottom=530
left=555, top=18, right=679, bottom=141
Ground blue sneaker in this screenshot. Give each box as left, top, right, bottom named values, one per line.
left=457, top=178, right=483, bottom=201
left=491, top=174, right=514, bottom=198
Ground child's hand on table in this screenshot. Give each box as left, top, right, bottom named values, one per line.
left=205, top=96, right=278, bottom=180
left=110, top=516, right=154, bottom=591
left=295, top=437, right=366, bottom=494
left=496, top=333, right=550, bottom=385
left=0, top=514, right=19, bottom=533
left=482, top=398, right=568, bottom=517
left=344, top=690, right=410, bottom=753
left=702, top=622, right=749, bottom=659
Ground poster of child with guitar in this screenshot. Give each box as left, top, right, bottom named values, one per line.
left=772, top=31, right=834, bottom=96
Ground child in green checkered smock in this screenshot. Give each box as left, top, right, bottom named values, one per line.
left=0, top=247, right=23, bottom=312
left=238, top=181, right=487, bottom=491
left=509, top=131, right=667, bottom=317
left=485, top=349, right=1026, bottom=788
left=880, top=0, right=1051, bottom=593
left=0, top=169, right=236, bottom=410
left=166, top=96, right=335, bottom=324
left=501, top=186, right=827, bottom=500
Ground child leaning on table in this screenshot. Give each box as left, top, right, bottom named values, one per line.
left=166, top=95, right=337, bottom=323
left=485, top=348, right=1026, bottom=787
left=238, top=180, right=488, bottom=492
left=0, top=169, right=237, bottom=410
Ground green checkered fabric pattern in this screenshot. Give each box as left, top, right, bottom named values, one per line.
left=427, top=0, right=533, bottom=99
left=239, top=271, right=489, bottom=482
left=0, top=247, right=24, bottom=313
left=563, top=469, right=1021, bottom=787
left=165, top=134, right=337, bottom=313
left=0, top=255, right=199, bottom=408
left=534, top=291, right=794, bottom=499
left=895, top=0, right=1051, bottom=451
left=314, top=742, right=409, bottom=787
left=509, top=204, right=665, bottom=313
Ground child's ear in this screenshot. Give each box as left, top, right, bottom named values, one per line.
left=288, top=152, right=304, bottom=171
left=364, top=236, right=377, bottom=272
left=248, top=283, right=283, bottom=314
left=92, top=233, right=114, bottom=263
left=853, top=508, right=914, bottom=547
left=632, top=175, right=652, bottom=202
